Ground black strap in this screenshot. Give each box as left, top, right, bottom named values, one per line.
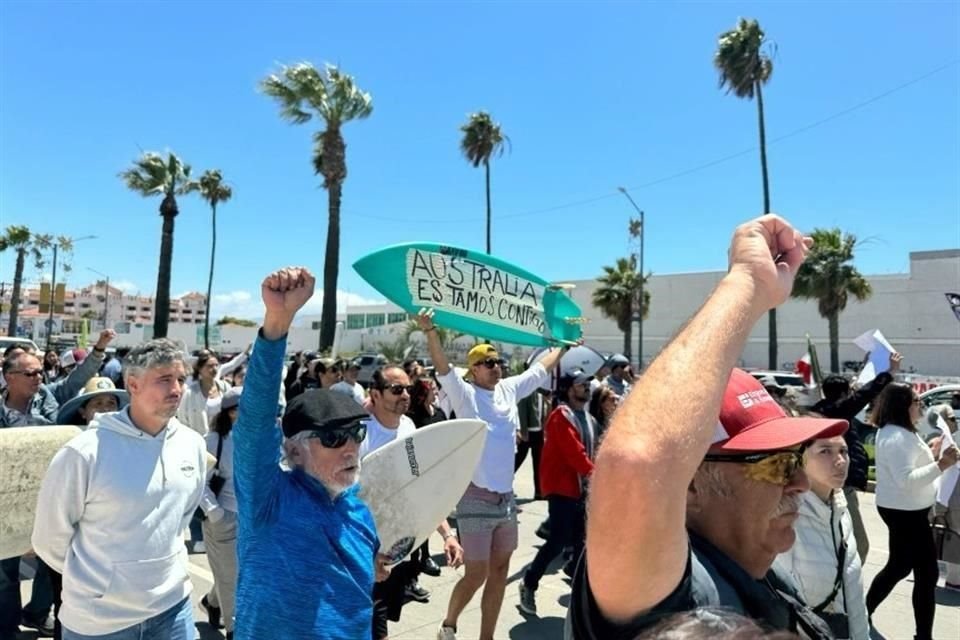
left=214, top=433, right=223, bottom=471
left=813, top=497, right=847, bottom=614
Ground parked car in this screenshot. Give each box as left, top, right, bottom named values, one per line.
left=747, top=370, right=806, bottom=388
left=355, top=353, right=388, bottom=388
left=920, top=384, right=960, bottom=412
left=0, top=336, right=40, bottom=354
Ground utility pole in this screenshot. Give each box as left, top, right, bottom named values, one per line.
left=43, top=235, right=97, bottom=350
left=618, top=187, right=646, bottom=369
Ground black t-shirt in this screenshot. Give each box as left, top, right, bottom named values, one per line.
left=566, top=531, right=834, bottom=640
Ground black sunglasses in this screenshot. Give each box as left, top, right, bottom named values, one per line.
left=379, top=383, right=415, bottom=396
left=306, top=422, right=367, bottom=448
left=479, top=358, right=505, bottom=369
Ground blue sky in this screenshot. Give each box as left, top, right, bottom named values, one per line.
left=1, top=1, right=958, bottom=319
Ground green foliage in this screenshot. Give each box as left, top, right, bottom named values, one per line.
left=714, top=18, right=773, bottom=99
left=119, top=151, right=194, bottom=202
left=217, top=316, right=257, bottom=327
left=792, top=229, right=872, bottom=319
left=592, top=257, right=651, bottom=332
left=459, top=111, right=509, bottom=168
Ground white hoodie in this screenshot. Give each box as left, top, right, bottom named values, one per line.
left=32, top=408, right=207, bottom=636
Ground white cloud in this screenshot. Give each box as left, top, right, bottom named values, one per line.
left=111, top=280, right=140, bottom=294
left=208, top=289, right=381, bottom=321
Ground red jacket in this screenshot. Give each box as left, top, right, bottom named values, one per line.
left=539, top=404, right=594, bottom=500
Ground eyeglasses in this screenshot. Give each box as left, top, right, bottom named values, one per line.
left=478, top=358, right=505, bottom=369
left=703, top=450, right=804, bottom=486
left=911, top=398, right=921, bottom=406
left=379, top=383, right=414, bottom=396
left=306, top=422, right=368, bottom=449
left=8, top=369, right=43, bottom=378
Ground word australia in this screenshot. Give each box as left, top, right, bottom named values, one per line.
left=405, top=249, right=546, bottom=334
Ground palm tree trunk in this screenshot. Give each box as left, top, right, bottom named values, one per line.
left=485, top=159, right=492, bottom=254
left=828, top=311, right=840, bottom=374
left=154, top=201, right=176, bottom=339
left=756, top=80, right=777, bottom=369
left=6, top=249, right=25, bottom=336
left=319, top=181, right=342, bottom=351
left=205, top=202, right=217, bottom=350
left=622, top=322, right=632, bottom=362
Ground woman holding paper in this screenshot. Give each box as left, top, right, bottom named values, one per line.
left=928, top=404, right=960, bottom=590
left=866, top=385, right=959, bottom=639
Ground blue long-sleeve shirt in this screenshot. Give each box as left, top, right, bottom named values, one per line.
left=233, top=332, right=378, bottom=640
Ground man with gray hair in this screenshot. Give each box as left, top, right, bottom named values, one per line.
left=32, top=337, right=207, bottom=640
left=232, top=266, right=384, bottom=640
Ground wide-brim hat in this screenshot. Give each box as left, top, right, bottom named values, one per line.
left=710, top=369, right=847, bottom=452
left=56, top=377, right=129, bottom=425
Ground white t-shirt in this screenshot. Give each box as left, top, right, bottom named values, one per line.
left=331, top=380, right=366, bottom=406
left=437, top=363, right=550, bottom=493
left=359, top=413, right=417, bottom=460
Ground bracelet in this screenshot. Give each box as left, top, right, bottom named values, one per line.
left=441, top=530, right=454, bottom=540
left=425, top=326, right=437, bottom=333
left=93, top=346, right=106, bottom=353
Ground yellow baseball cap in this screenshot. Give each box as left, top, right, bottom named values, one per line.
left=467, top=344, right=499, bottom=368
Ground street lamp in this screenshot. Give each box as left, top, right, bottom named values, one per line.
left=88, top=267, right=110, bottom=331
left=44, top=235, right=96, bottom=350
left=617, top=187, right=645, bottom=369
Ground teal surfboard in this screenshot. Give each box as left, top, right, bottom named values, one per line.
left=353, top=243, right=583, bottom=347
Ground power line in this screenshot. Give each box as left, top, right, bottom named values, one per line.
left=348, top=60, right=958, bottom=225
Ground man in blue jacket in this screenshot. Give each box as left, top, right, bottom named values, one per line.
left=233, top=266, right=383, bottom=640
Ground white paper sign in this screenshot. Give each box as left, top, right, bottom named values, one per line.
left=853, top=329, right=896, bottom=385
left=936, top=415, right=960, bottom=506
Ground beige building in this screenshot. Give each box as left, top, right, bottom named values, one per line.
left=0, top=281, right=208, bottom=338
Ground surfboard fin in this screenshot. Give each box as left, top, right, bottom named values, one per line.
left=547, top=283, right=576, bottom=291
left=564, top=316, right=588, bottom=325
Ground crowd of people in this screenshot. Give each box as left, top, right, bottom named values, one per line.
left=1, top=214, right=958, bottom=640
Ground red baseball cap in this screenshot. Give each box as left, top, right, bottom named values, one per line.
left=710, top=369, right=847, bottom=452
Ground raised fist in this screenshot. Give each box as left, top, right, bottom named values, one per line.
left=260, top=267, right=316, bottom=322
left=727, top=214, right=812, bottom=311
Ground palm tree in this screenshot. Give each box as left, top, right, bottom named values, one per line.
left=186, top=170, right=233, bottom=349
left=120, top=151, right=195, bottom=338
left=261, top=62, right=373, bottom=351
left=592, top=257, right=651, bottom=360
left=460, top=112, right=509, bottom=254
left=715, top=17, right=777, bottom=368
left=792, top=228, right=872, bottom=374
left=0, top=225, right=42, bottom=335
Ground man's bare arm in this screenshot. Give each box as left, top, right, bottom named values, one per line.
left=586, top=215, right=811, bottom=622
left=417, top=309, right=451, bottom=375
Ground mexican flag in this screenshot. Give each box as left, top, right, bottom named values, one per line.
left=796, top=335, right=823, bottom=390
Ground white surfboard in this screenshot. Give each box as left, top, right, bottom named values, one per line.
left=0, top=426, right=81, bottom=559
left=358, top=418, right=486, bottom=563
left=526, top=344, right=607, bottom=390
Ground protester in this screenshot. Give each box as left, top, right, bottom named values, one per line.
left=518, top=369, right=596, bottom=616
left=515, top=381, right=545, bottom=500
left=634, top=609, right=800, bottom=640
left=32, top=337, right=207, bottom=640
left=363, top=365, right=463, bottom=640
left=101, top=347, right=127, bottom=387
left=811, top=356, right=901, bottom=564
left=285, top=357, right=340, bottom=401
left=1, top=331, right=115, bottom=639
left=198, top=387, right=242, bottom=640
left=177, top=349, right=231, bottom=552
left=233, top=267, right=384, bottom=640
left=58, top=349, right=87, bottom=378
left=569, top=214, right=844, bottom=639
left=177, top=350, right=231, bottom=437
left=1, top=330, right=114, bottom=427
left=602, top=354, right=631, bottom=398
left=775, top=433, right=868, bottom=639
left=927, top=404, right=960, bottom=590
left=866, top=383, right=958, bottom=640
left=588, top=385, right=617, bottom=443
left=407, top=377, right=449, bottom=577
left=55, top=377, right=129, bottom=426
left=331, top=360, right=366, bottom=405
left=42, top=350, right=64, bottom=384
left=419, top=311, right=567, bottom=640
